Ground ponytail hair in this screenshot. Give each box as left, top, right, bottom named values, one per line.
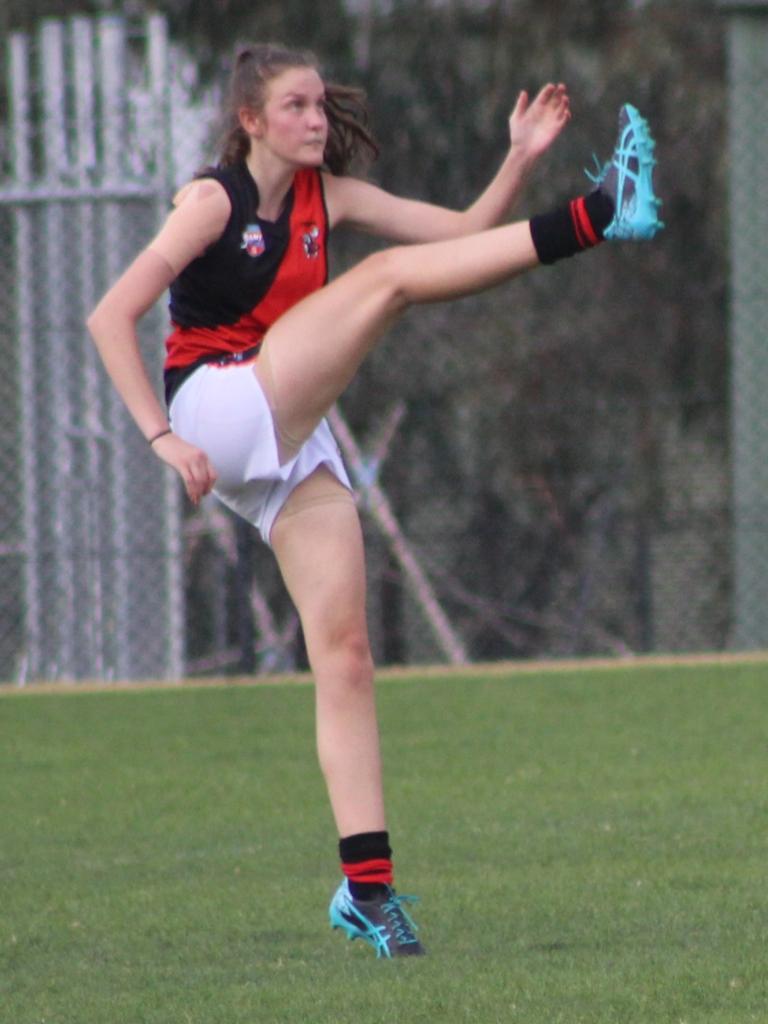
left=322, top=81, right=379, bottom=175
left=213, top=43, right=379, bottom=176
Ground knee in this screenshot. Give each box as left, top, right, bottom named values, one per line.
left=311, top=625, right=374, bottom=694
left=358, top=247, right=410, bottom=313
left=333, top=628, right=375, bottom=687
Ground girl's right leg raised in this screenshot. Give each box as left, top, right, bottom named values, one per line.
left=255, top=102, right=662, bottom=456
left=255, top=220, right=540, bottom=457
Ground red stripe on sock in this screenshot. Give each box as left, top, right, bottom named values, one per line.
left=569, top=199, right=587, bottom=249
left=342, top=858, right=393, bottom=885
left=572, top=196, right=600, bottom=247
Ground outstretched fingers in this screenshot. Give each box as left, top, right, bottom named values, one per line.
left=529, top=82, right=570, bottom=120
left=508, top=82, right=571, bottom=161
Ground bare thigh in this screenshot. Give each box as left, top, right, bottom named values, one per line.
left=271, top=466, right=368, bottom=657
left=254, top=252, right=402, bottom=461
left=271, top=467, right=384, bottom=835
left=253, top=220, right=538, bottom=455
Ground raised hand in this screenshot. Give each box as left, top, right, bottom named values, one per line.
left=508, top=83, right=571, bottom=163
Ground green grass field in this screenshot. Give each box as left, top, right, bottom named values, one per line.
left=2, top=659, right=767, bottom=1024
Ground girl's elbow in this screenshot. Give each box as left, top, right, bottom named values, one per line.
left=85, top=306, right=103, bottom=341
left=86, top=299, right=128, bottom=341
left=85, top=308, right=100, bottom=336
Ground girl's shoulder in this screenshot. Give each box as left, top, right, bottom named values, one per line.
left=172, top=176, right=229, bottom=209
left=149, top=175, right=233, bottom=275
left=174, top=161, right=261, bottom=212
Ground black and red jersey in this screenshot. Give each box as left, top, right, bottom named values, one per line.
left=164, top=161, right=329, bottom=374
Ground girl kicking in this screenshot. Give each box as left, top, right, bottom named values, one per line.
left=87, top=42, right=662, bottom=959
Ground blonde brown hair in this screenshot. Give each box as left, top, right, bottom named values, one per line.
left=216, top=43, right=379, bottom=175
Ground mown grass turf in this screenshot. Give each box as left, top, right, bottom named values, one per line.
left=1, top=660, right=767, bottom=1023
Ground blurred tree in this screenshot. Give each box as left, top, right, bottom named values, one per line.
left=337, top=0, right=728, bottom=658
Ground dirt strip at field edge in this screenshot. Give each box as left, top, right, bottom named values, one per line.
left=2, top=649, right=768, bottom=697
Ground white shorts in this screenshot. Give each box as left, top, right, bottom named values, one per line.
left=169, top=361, right=352, bottom=545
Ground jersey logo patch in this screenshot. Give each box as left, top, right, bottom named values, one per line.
left=241, top=223, right=265, bottom=257
left=302, top=224, right=321, bottom=259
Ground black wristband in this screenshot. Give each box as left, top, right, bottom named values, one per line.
left=148, top=428, right=172, bottom=445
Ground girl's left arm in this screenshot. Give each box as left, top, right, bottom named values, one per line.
left=324, top=82, right=570, bottom=243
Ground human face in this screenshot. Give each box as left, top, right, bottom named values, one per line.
left=252, top=66, right=328, bottom=167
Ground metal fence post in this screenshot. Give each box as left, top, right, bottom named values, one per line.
left=40, top=19, right=76, bottom=677
left=719, top=0, right=768, bottom=648
left=71, top=14, right=106, bottom=679
left=147, top=13, right=186, bottom=680
left=8, top=32, right=40, bottom=682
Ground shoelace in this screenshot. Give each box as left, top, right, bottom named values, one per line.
left=585, top=114, right=654, bottom=188
left=381, top=892, right=420, bottom=944
left=584, top=152, right=609, bottom=187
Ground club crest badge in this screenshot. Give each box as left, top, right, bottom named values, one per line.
left=302, top=224, right=321, bottom=259
left=240, top=223, right=265, bottom=257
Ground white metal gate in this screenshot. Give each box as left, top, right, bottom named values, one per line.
left=0, top=14, right=183, bottom=682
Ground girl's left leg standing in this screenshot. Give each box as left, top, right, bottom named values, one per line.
left=270, top=467, right=424, bottom=957
left=270, top=470, right=385, bottom=837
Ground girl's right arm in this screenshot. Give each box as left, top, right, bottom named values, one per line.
left=325, top=83, right=571, bottom=242
left=86, top=179, right=230, bottom=505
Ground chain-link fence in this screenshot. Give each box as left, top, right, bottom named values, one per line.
left=0, top=6, right=762, bottom=683
left=721, top=0, right=768, bottom=649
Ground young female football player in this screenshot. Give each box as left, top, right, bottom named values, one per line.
left=88, top=42, right=662, bottom=958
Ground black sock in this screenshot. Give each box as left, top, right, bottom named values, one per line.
left=529, top=189, right=615, bottom=264
left=339, top=830, right=392, bottom=900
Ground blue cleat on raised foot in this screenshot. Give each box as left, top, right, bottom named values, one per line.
left=329, top=879, right=425, bottom=958
left=587, top=103, right=664, bottom=241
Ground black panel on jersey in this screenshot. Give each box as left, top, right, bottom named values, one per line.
left=168, top=162, right=294, bottom=328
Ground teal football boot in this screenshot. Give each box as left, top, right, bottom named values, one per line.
left=329, top=879, right=425, bottom=958
left=587, top=103, right=664, bottom=240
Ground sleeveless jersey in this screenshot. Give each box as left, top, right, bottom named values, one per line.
left=164, top=162, right=329, bottom=375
